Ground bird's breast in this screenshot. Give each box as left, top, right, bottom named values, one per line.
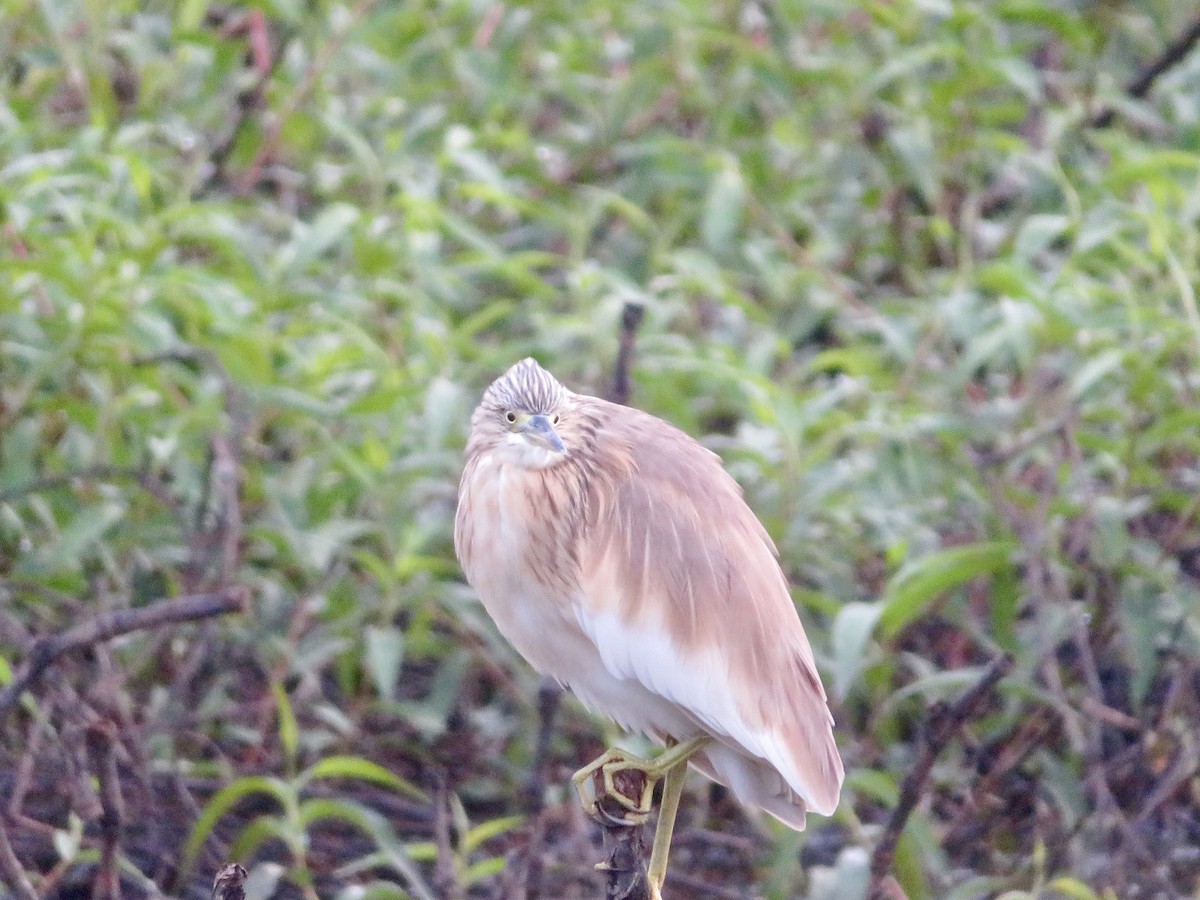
left=458, top=455, right=592, bottom=676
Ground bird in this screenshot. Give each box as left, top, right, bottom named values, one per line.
left=454, top=358, right=843, bottom=895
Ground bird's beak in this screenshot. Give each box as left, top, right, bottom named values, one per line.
left=522, top=414, right=565, bottom=453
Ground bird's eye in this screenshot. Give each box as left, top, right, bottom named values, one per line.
left=551, top=414, right=560, bottom=425
left=505, top=411, right=517, bottom=423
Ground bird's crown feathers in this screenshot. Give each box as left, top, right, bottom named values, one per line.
left=482, top=357, right=567, bottom=414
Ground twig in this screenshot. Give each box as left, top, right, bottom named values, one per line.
left=3, top=224, right=53, bottom=317
left=609, top=302, right=645, bottom=406
left=1132, top=732, right=1199, bottom=826
left=0, top=588, right=247, bottom=723
left=868, top=653, right=1014, bottom=897
left=432, top=773, right=465, bottom=900
left=473, top=3, right=506, bottom=48
left=210, top=435, right=244, bottom=586
left=86, top=721, right=124, bottom=900
left=1091, top=13, right=1200, bottom=127
left=236, top=0, right=381, bottom=194
left=194, top=9, right=283, bottom=196
left=0, top=813, right=38, bottom=900
left=6, top=715, right=45, bottom=818
left=524, top=678, right=562, bottom=815
left=511, top=677, right=562, bottom=899
left=211, top=862, right=247, bottom=900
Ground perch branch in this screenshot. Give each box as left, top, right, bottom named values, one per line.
left=592, top=770, right=653, bottom=900
left=868, top=653, right=1014, bottom=898
left=211, top=863, right=247, bottom=900
left=0, top=588, right=247, bottom=723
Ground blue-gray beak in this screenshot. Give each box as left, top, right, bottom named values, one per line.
left=523, top=414, right=565, bottom=453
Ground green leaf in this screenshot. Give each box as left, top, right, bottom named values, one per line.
left=844, top=767, right=899, bottom=805
left=179, top=777, right=292, bottom=884
left=310, top=798, right=437, bottom=900
left=25, top=501, right=126, bottom=572
left=364, top=625, right=406, bottom=702
left=302, top=755, right=428, bottom=801
left=1045, top=876, right=1102, bottom=899
left=701, top=156, right=745, bottom=256
left=879, top=542, right=1016, bottom=637
left=1090, top=497, right=1131, bottom=569
left=273, top=681, right=300, bottom=768
left=461, top=814, right=523, bottom=853
left=830, top=602, right=883, bottom=699
left=273, top=204, right=360, bottom=276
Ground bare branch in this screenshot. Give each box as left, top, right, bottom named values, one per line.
left=1091, top=14, right=1200, bottom=127
left=432, top=773, right=465, bottom=900
left=868, top=653, right=1014, bottom=897
left=0, top=588, right=247, bottom=724
left=608, top=302, right=646, bottom=406
left=0, top=814, right=38, bottom=900
left=86, top=721, right=124, bottom=900
left=505, top=677, right=562, bottom=899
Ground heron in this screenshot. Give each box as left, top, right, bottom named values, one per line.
left=454, top=358, right=843, bottom=897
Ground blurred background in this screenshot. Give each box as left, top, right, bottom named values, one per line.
left=2, top=1, right=1199, bottom=897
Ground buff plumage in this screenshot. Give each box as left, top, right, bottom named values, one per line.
left=454, top=358, right=843, bottom=828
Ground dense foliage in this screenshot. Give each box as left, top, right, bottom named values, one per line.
left=2, top=1, right=1199, bottom=898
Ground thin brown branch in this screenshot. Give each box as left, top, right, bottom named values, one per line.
left=210, top=434, right=244, bottom=586
left=507, top=676, right=562, bottom=899
left=473, top=3, right=506, bottom=48
left=0, top=588, right=247, bottom=723
left=86, top=721, right=124, bottom=900
left=523, top=678, right=562, bottom=816
left=1091, top=13, right=1200, bottom=127
left=236, top=0, right=381, bottom=194
left=1133, top=733, right=1200, bottom=827
left=608, top=302, right=645, bottom=406
left=6, top=716, right=45, bottom=818
left=0, top=813, right=38, bottom=900
left=3, top=224, right=54, bottom=317
left=431, top=773, right=465, bottom=900
left=868, top=653, right=1014, bottom=897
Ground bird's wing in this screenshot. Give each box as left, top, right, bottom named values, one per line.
left=573, top=400, right=843, bottom=816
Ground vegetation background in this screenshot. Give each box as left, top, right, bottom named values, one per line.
left=2, top=1, right=1200, bottom=898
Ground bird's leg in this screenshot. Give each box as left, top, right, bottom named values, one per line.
left=573, top=735, right=712, bottom=895
left=645, top=745, right=691, bottom=896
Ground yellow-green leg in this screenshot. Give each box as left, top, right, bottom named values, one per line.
left=572, top=735, right=712, bottom=895
left=645, top=749, right=690, bottom=896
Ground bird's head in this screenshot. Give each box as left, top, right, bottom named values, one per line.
left=472, top=358, right=571, bottom=468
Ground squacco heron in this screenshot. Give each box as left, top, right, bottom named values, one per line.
left=454, top=358, right=843, bottom=896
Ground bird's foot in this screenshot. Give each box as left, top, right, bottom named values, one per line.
left=571, top=736, right=712, bottom=828
left=572, top=747, right=657, bottom=826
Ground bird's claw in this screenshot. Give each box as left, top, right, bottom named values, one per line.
left=572, top=749, right=657, bottom=825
